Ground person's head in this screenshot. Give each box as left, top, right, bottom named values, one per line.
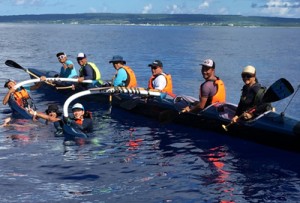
left=77, top=53, right=87, bottom=66
left=109, top=55, right=126, bottom=70
left=241, top=65, right=257, bottom=85
left=45, top=104, right=62, bottom=118
left=4, top=79, right=16, bottom=89
left=200, top=59, right=215, bottom=80
left=72, top=103, right=85, bottom=119
left=148, top=60, right=163, bottom=76
left=56, top=52, right=67, bottom=63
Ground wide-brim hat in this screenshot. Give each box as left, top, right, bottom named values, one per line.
left=109, top=55, right=126, bottom=64
left=45, top=104, right=62, bottom=116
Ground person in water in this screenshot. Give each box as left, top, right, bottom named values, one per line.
left=76, top=52, right=103, bottom=89
left=28, top=103, right=93, bottom=142
left=109, top=55, right=137, bottom=87
left=231, top=65, right=272, bottom=123
left=182, top=59, right=226, bottom=113
left=56, top=52, right=78, bottom=78
left=147, top=60, right=174, bottom=97
left=28, top=104, right=64, bottom=136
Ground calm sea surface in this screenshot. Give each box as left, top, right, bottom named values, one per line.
left=0, top=24, right=300, bottom=202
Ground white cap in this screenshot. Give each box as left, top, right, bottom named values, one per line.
left=242, top=65, right=256, bottom=75
left=72, top=103, right=84, bottom=110
left=200, top=59, right=214, bottom=68
left=77, top=53, right=86, bottom=58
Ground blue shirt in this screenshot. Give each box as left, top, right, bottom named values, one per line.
left=113, top=68, right=127, bottom=87
left=59, top=60, right=78, bottom=78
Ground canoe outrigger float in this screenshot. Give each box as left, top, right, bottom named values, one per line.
left=5, top=60, right=300, bottom=152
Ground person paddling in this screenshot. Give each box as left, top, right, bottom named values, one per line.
left=183, top=59, right=226, bottom=113
left=231, top=65, right=272, bottom=123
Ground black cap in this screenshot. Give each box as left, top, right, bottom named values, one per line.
left=45, top=104, right=62, bottom=116
left=4, top=79, right=15, bottom=88
left=148, top=60, right=163, bottom=67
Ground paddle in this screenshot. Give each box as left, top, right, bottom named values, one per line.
left=5, top=60, right=56, bottom=86
left=222, top=78, right=294, bottom=131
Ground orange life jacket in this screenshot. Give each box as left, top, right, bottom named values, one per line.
left=211, top=78, right=226, bottom=104
left=122, top=66, right=137, bottom=87
left=75, top=119, right=83, bottom=125
left=13, top=88, right=30, bottom=107
left=74, top=111, right=92, bottom=125
left=148, top=73, right=174, bottom=97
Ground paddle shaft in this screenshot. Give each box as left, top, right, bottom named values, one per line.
left=222, top=108, right=256, bottom=131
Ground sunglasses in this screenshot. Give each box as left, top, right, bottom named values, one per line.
left=241, top=73, right=255, bottom=79
left=57, top=55, right=65, bottom=60
left=151, top=66, right=159, bottom=70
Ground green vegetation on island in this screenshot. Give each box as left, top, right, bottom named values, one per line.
left=1, top=13, right=300, bottom=27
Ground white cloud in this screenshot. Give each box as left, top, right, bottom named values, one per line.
left=260, top=0, right=300, bottom=17
left=142, top=4, right=152, bottom=14
left=166, top=4, right=183, bottom=14
left=14, top=0, right=42, bottom=6
left=198, top=0, right=211, bottom=10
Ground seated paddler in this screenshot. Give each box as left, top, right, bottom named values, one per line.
left=147, top=60, right=175, bottom=98
left=231, top=65, right=272, bottom=123
left=76, top=52, right=103, bottom=90
left=182, top=59, right=226, bottom=113
left=109, top=55, right=137, bottom=87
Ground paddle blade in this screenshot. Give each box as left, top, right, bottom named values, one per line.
left=263, top=78, right=294, bottom=103
left=5, top=60, right=25, bottom=71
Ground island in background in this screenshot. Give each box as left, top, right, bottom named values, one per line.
left=1, top=13, right=300, bottom=27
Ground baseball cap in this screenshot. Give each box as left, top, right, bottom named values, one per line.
left=148, top=60, right=163, bottom=67
left=77, top=53, right=86, bottom=60
left=200, top=59, right=215, bottom=68
left=72, top=103, right=84, bottom=111
left=242, top=65, right=256, bottom=75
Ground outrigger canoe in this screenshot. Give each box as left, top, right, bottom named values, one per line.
left=6, top=60, right=300, bottom=151
left=60, top=80, right=300, bottom=152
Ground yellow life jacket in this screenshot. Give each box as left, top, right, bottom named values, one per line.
left=79, top=62, right=103, bottom=84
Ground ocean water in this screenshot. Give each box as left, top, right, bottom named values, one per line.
left=0, top=23, right=300, bottom=203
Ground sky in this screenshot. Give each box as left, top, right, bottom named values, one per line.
left=1, top=0, right=300, bottom=18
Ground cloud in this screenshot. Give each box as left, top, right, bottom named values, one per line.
left=13, top=0, right=43, bottom=6
left=142, top=4, right=152, bottom=14
left=166, top=4, right=183, bottom=14
left=198, top=0, right=211, bottom=10
left=252, top=0, right=300, bottom=17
